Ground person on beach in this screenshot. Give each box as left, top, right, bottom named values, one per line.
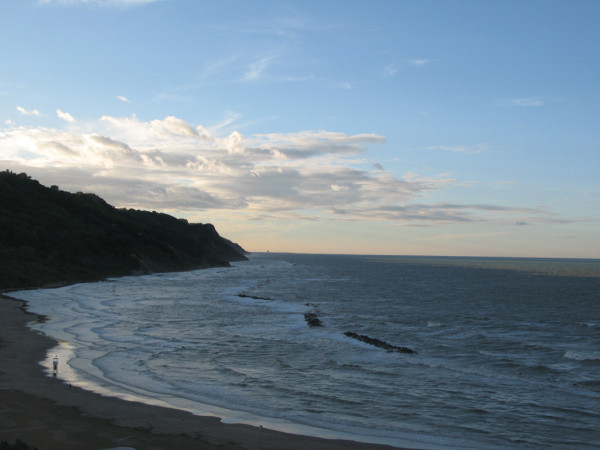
left=52, top=356, right=58, bottom=376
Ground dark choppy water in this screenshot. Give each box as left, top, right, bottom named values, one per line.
left=9, top=254, right=600, bottom=448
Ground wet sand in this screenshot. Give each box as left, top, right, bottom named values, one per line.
left=0, top=294, right=405, bottom=450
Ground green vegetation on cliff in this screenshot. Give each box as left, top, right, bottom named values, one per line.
left=0, top=170, right=247, bottom=290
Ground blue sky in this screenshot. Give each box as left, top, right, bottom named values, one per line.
left=1, top=0, right=599, bottom=257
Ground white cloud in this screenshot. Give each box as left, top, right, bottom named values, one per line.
left=150, top=116, right=202, bottom=138
left=331, top=184, right=348, bottom=191
left=117, top=95, right=130, bottom=103
left=88, top=134, right=141, bottom=162
left=17, top=106, right=41, bottom=116
left=56, top=109, right=76, bottom=122
left=98, top=114, right=211, bottom=144
left=252, top=130, right=385, bottom=159
left=0, top=113, right=557, bottom=226
left=0, top=115, right=411, bottom=216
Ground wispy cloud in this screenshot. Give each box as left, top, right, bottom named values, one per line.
left=214, top=9, right=332, bottom=40
left=251, top=130, right=385, bottom=159
left=414, top=231, right=509, bottom=242
left=501, top=97, right=544, bottom=107
left=408, top=58, right=435, bottom=66
left=153, top=49, right=314, bottom=101
left=427, top=143, right=490, bottom=154
left=382, top=64, right=398, bottom=78
left=56, top=109, right=76, bottom=122
left=39, top=0, right=159, bottom=6
left=382, top=59, right=435, bottom=76
left=116, top=95, right=130, bottom=103
left=17, top=106, right=41, bottom=116
left=0, top=113, right=558, bottom=226
left=198, top=55, right=235, bottom=79
left=243, top=56, right=274, bottom=81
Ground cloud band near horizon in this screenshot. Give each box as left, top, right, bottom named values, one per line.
left=0, top=112, right=558, bottom=226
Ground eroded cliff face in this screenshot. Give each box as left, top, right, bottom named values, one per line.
left=0, top=170, right=247, bottom=290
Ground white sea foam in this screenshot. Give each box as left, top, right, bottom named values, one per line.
left=563, top=350, right=600, bottom=361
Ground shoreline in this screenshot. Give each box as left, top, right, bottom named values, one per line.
left=0, top=294, right=406, bottom=450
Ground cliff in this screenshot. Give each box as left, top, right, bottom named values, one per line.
left=0, top=170, right=247, bottom=290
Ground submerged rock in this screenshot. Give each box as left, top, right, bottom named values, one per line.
left=344, top=331, right=416, bottom=354
left=304, top=312, right=323, bottom=327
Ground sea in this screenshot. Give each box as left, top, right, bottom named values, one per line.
left=7, top=253, right=600, bottom=449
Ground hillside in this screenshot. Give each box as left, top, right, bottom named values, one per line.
left=0, top=170, right=247, bottom=290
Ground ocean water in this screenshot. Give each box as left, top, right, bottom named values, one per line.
left=8, top=253, right=600, bottom=449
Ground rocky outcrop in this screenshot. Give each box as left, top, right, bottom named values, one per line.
left=344, top=331, right=417, bottom=354
left=303, top=303, right=323, bottom=327
left=304, top=312, right=323, bottom=327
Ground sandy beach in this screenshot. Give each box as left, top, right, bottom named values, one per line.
left=0, top=294, right=403, bottom=450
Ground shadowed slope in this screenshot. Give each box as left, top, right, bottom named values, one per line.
left=0, top=170, right=247, bottom=290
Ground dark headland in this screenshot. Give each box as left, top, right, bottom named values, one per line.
left=0, top=170, right=247, bottom=290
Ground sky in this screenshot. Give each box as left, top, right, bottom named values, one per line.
left=1, top=0, right=599, bottom=258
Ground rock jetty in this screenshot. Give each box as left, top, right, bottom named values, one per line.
left=237, top=293, right=273, bottom=301
left=344, top=331, right=417, bottom=354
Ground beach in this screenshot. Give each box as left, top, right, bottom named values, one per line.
left=0, top=294, right=401, bottom=450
